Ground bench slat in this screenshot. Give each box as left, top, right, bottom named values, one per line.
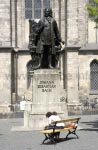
left=51, top=117, right=81, bottom=124
left=40, top=127, right=74, bottom=134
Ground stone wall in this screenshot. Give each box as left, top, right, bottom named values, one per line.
left=11, top=0, right=25, bottom=48
left=0, top=0, right=10, bottom=46
left=0, top=0, right=25, bottom=48
left=77, top=0, right=88, bottom=46
left=66, top=47, right=79, bottom=105
left=17, top=0, right=25, bottom=48
left=79, top=49, right=98, bottom=100
left=17, top=51, right=31, bottom=100
left=67, top=0, right=88, bottom=46
left=0, top=47, right=12, bottom=112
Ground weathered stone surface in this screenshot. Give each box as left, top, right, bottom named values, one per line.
left=0, top=53, right=11, bottom=102
left=79, top=46, right=98, bottom=100
left=66, top=48, right=79, bottom=105
left=0, top=0, right=10, bottom=46
left=17, top=52, right=31, bottom=99
left=24, top=69, right=67, bottom=129
left=0, top=48, right=12, bottom=112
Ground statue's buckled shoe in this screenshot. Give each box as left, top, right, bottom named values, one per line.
left=36, top=64, right=41, bottom=69
left=32, top=63, right=41, bottom=70
left=49, top=64, right=54, bottom=69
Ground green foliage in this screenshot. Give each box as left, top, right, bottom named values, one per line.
left=86, top=0, right=98, bottom=24
left=93, top=0, right=98, bottom=4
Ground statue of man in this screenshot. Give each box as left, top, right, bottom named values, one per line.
left=38, top=8, right=64, bottom=69
left=29, top=8, right=64, bottom=69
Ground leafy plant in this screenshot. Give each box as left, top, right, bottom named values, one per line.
left=87, top=0, right=98, bottom=27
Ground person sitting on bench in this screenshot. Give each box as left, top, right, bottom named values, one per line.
left=45, top=111, right=64, bottom=139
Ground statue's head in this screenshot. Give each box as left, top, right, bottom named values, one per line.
left=44, top=8, right=52, bottom=17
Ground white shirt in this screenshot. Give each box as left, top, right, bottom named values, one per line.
left=48, top=115, right=65, bottom=126
left=20, top=100, right=26, bottom=110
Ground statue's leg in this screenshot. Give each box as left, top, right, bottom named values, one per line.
left=48, top=54, right=54, bottom=69
left=32, top=54, right=43, bottom=70
left=48, top=47, right=54, bottom=69
left=55, top=54, right=59, bottom=68
left=38, top=54, right=43, bottom=68
left=33, top=54, right=43, bottom=69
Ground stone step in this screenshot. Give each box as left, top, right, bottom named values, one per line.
left=0, top=111, right=24, bottom=119
left=68, top=110, right=98, bottom=116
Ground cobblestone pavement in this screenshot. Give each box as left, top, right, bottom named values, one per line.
left=0, top=115, right=98, bottom=150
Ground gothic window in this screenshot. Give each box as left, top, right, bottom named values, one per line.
left=43, top=0, right=50, bottom=9
left=34, top=0, right=41, bottom=19
left=90, top=60, right=98, bottom=93
left=25, top=0, right=32, bottom=19
left=25, top=0, right=50, bottom=19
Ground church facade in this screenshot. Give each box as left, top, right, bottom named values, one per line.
left=0, top=0, right=98, bottom=113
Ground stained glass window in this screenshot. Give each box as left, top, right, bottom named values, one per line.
left=90, top=60, right=98, bottom=92
left=25, top=0, right=32, bottom=19
left=43, top=0, right=50, bottom=9
left=25, top=0, right=51, bottom=19
left=34, top=0, right=41, bottom=19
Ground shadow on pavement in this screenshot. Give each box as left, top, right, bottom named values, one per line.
left=41, top=137, right=78, bottom=145
left=80, top=119, right=98, bottom=132
left=80, top=128, right=98, bottom=131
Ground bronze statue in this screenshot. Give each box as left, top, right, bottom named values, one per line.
left=28, top=8, right=65, bottom=69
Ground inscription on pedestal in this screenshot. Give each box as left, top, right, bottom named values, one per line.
left=32, top=70, right=61, bottom=103
left=38, top=80, right=56, bottom=92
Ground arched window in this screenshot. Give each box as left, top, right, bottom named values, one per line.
left=25, top=0, right=50, bottom=19
left=90, top=60, right=98, bottom=93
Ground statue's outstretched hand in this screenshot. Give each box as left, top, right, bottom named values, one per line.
left=61, top=41, right=65, bottom=45
left=60, top=42, right=65, bottom=51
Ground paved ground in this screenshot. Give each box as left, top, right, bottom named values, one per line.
left=0, top=115, right=98, bottom=150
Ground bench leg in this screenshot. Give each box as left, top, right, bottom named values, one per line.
left=48, top=134, right=56, bottom=143
left=42, top=134, right=49, bottom=144
left=72, top=130, right=79, bottom=138
left=66, top=129, right=79, bottom=139
left=42, top=134, right=56, bottom=144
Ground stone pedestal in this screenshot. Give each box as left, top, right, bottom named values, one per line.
left=24, top=69, right=67, bottom=130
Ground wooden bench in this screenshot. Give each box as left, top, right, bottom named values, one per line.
left=40, top=117, right=81, bottom=144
